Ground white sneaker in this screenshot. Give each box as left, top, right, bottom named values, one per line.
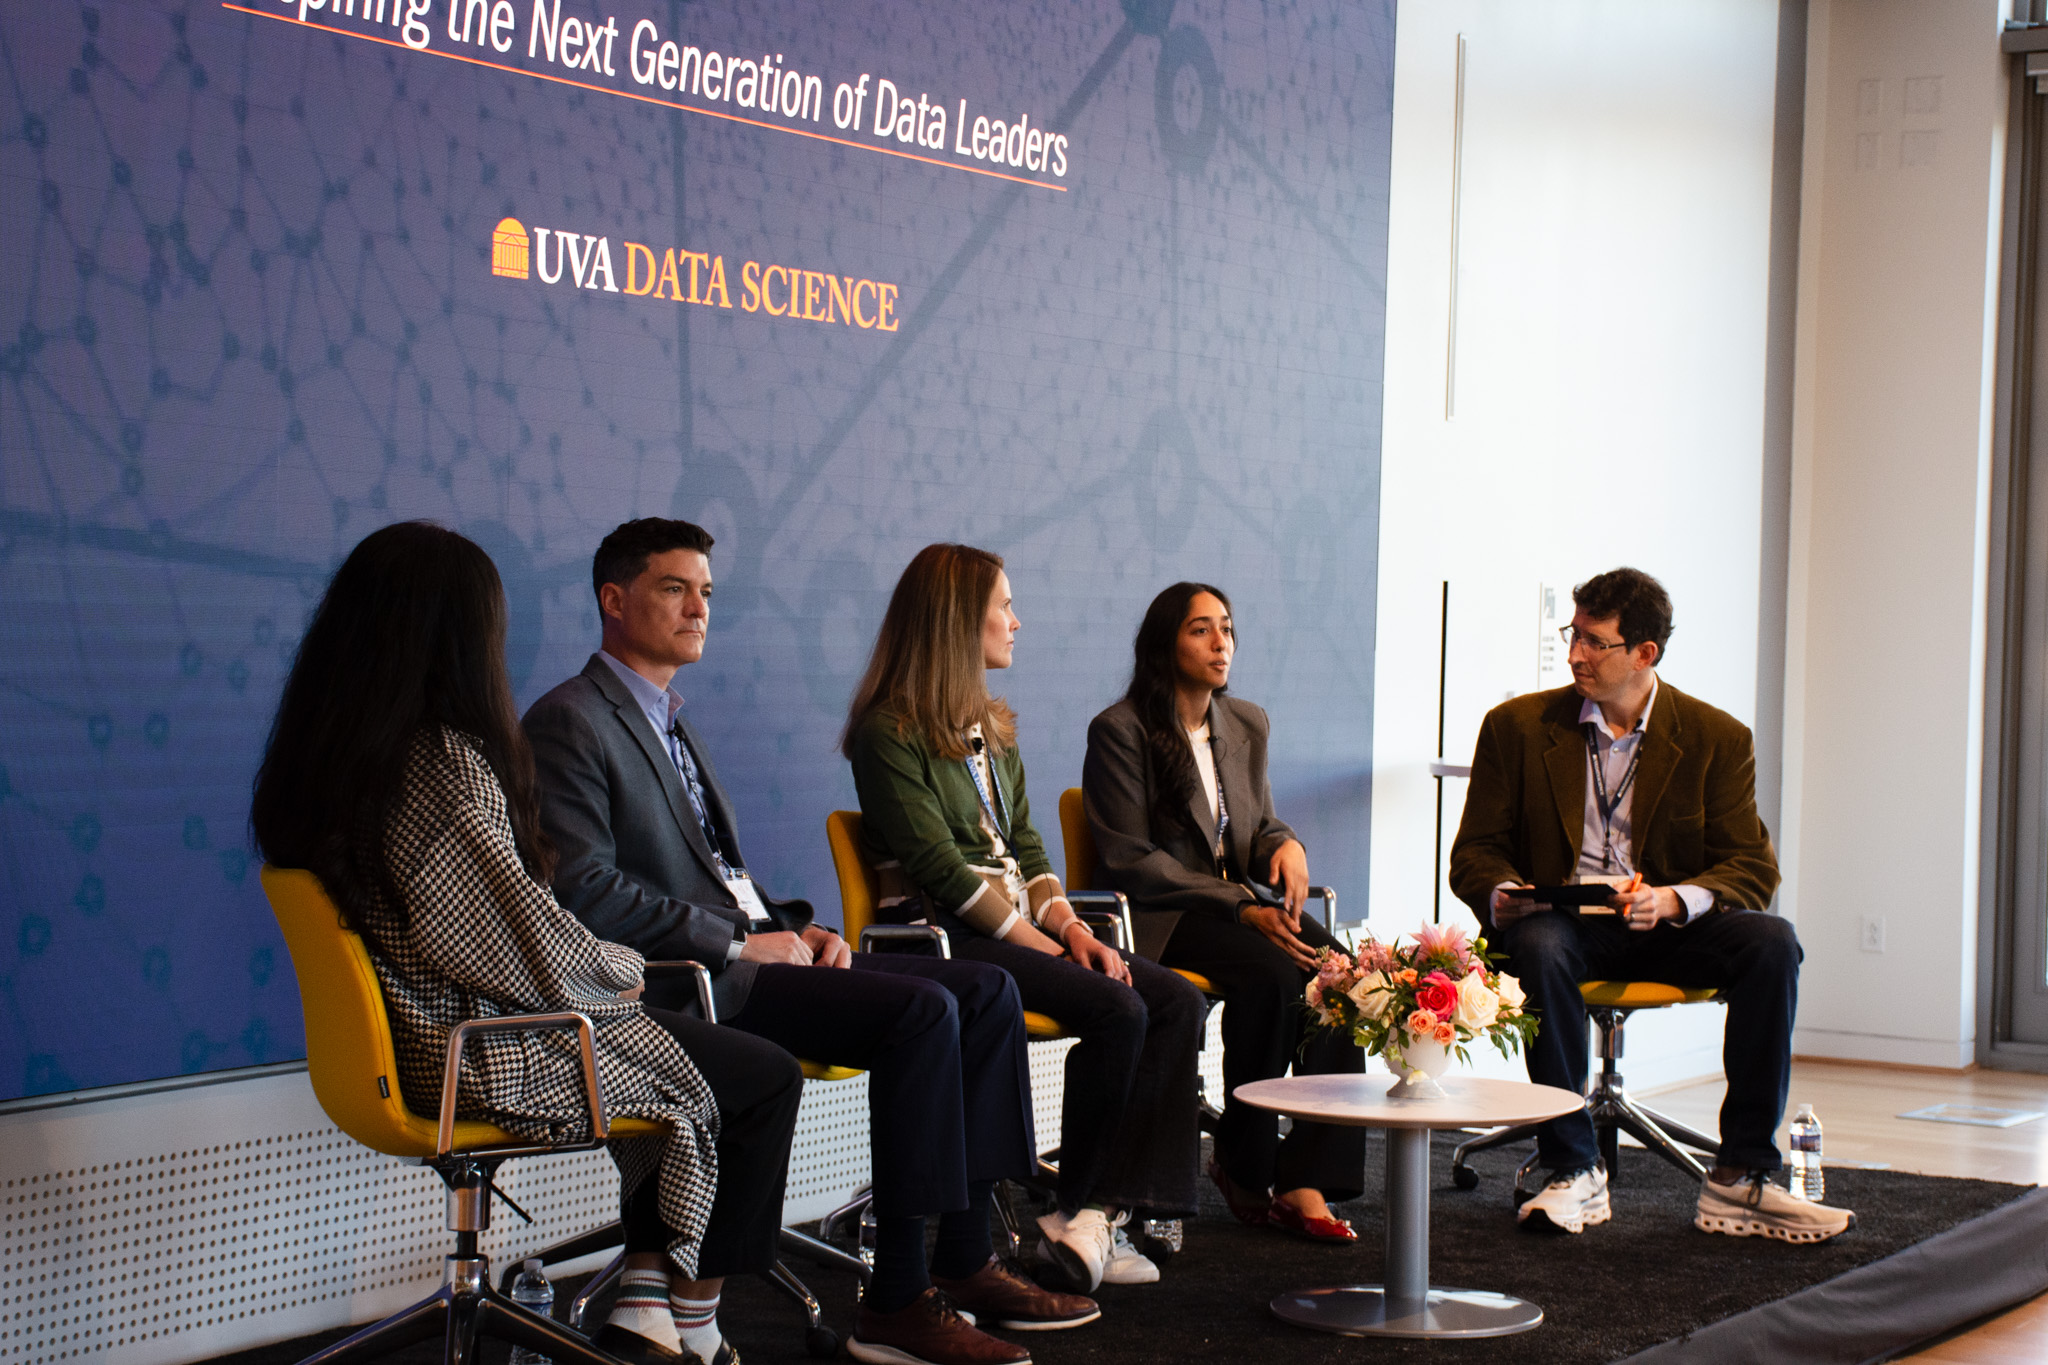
left=1696, top=1173, right=1855, bottom=1244
left=1034, top=1208, right=1112, bottom=1292
left=1516, top=1164, right=1611, bottom=1234
left=1101, top=1211, right=1160, bottom=1285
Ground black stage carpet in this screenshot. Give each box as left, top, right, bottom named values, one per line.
left=206, top=1135, right=2035, bottom=1365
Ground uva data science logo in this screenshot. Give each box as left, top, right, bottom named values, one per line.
left=487, top=215, right=903, bottom=331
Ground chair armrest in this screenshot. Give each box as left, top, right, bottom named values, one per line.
left=645, top=959, right=717, bottom=1024
left=1068, top=890, right=1133, bottom=952
left=438, top=1010, right=604, bottom=1157
left=1306, top=886, right=1337, bottom=932
left=857, top=924, right=952, bottom=959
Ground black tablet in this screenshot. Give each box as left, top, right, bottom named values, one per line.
left=1519, top=884, right=1623, bottom=908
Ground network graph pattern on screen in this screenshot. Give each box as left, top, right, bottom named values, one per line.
left=0, top=0, right=1394, bottom=1099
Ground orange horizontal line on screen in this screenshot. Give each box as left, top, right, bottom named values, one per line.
left=220, top=4, right=1070, bottom=193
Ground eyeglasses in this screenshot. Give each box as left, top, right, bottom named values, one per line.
left=1559, top=627, right=1628, bottom=654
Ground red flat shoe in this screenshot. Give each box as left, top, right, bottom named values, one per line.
left=1266, top=1197, right=1358, bottom=1243
left=1207, top=1156, right=1271, bottom=1226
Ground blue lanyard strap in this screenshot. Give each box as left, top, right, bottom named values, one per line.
left=1583, top=722, right=1643, bottom=872
left=964, top=737, right=1012, bottom=843
left=669, top=717, right=737, bottom=879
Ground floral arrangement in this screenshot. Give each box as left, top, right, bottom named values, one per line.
left=1306, top=923, right=1538, bottom=1070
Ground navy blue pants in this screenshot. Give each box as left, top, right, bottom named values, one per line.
left=1497, top=909, right=1802, bottom=1174
left=724, top=954, right=1036, bottom=1217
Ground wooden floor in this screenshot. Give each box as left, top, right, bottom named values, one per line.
left=1640, top=1059, right=2048, bottom=1362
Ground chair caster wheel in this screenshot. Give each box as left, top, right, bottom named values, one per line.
left=1452, top=1165, right=1480, bottom=1190
left=806, top=1326, right=840, bottom=1358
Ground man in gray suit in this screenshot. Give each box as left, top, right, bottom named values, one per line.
left=524, top=519, right=1094, bottom=1365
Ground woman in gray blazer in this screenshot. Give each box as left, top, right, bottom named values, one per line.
left=1082, top=582, right=1365, bottom=1242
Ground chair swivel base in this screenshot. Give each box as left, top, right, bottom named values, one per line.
left=1451, top=1081, right=1717, bottom=1190
left=293, top=1252, right=630, bottom=1365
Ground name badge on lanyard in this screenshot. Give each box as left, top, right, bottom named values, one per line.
left=724, top=869, right=772, bottom=923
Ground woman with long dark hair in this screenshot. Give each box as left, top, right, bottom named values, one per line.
left=843, top=544, right=1203, bottom=1295
left=1081, top=582, right=1365, bottom=1242
left=251, top=521, right=802, bottom=1365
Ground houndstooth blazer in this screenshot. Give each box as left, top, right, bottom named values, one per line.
left=358, top=727, right=721, bottom=1276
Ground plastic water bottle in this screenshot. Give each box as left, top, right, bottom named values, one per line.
left=1788, top=1104, right=1824, bottom=1202
left=508, top=1259, right=554, bottom=1365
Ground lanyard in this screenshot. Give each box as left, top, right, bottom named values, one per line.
left=669, top=717, right=737, bottom=880
left=964, top=736, right=1012, bottom=844
left=1584, top=722, right=1643, bottom=873
left=1208, top=737, right=1232, bottom=875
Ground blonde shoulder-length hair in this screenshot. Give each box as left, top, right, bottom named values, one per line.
left=842, top=543, right=1018, bottom=761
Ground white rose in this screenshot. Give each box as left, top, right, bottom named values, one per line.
left=1453, top=971, right=1499, bottom=1031
left=1347, top=970, right=1394, bottom=1020
left=1495, top=973, right=1526, bottom=1013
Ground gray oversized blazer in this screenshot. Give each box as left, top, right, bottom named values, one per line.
left=523, top=654, right=814, bottom=1017
left=1082, top=695, right=1298, bottom=961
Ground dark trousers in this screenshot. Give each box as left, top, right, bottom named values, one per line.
left=943, top=930, right=1204, bottom=1218
left=725, top=955, right=1036, bottom=1217
left=1158, top=912, right=1367, bottom=1200
left=628, top=1007, right=805, bottom=1277
left=1497, top=909, right=1802, bottom=1173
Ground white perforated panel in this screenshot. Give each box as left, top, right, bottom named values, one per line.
left=781, top=1073, right=872, bottom=1224
left=1027, top=1038, right=1077, bottom=1154
left=0, top=1064, right=892, bottom=1365
left=1199, top=1003, right=1226, bottom=1105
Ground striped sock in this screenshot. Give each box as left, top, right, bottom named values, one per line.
left=607, top=1269, right=680, bottom=1351
left=671, top=1291, right=722, bottom=1360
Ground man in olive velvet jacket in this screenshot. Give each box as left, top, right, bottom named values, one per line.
left=1449, top=567, right=1852, bottom=1244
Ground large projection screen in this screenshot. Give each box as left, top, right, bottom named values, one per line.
left=0, top=0, right=1392, bottom=1100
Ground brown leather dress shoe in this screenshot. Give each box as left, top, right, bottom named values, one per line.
left=931, top=1257, right=1102, bottom=1331
left=849, top=1287, right=1031, bottom=1365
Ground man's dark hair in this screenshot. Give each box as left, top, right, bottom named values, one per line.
left=1572, top=567, right=1674, bottom=661
left=591, top=518, right=715, bottom=602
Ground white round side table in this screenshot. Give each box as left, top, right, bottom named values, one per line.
left=1236, top=1072, right=1585, bottom=1339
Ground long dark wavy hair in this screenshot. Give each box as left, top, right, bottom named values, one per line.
left=1124, top=581, right=1233, bottom=838
left=250, top=521, right=555, bottom=943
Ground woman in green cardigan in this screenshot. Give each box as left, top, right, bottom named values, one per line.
left=844, top=543, right=1203, bottom=1296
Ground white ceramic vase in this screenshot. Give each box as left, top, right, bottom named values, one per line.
left=1384, top=1033, right=1456, bottom=1099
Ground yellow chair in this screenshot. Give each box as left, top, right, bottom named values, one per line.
left=263, top=865, right=653, bottom=1365
left=1057, top=787, right=1203, bottom=992
left=1449, top=980, right=1723, bottom=1191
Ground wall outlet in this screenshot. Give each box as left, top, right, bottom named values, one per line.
left=1860, top=914, right=1886, bottom=954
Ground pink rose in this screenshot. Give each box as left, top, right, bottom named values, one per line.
left=1407, top=1008, right=1438, bottom=1036
left=1415, top=971, right=1458, bottom=1018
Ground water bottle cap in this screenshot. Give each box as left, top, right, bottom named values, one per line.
left=524, top=1258, right=541, bottom=1273
left=1794, top=1103, right=1814, bottom=1117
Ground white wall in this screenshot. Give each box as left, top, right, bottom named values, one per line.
left=1372, top=1, right=1784, bottom=1087
left=1782, top=0, right=2010, bottom=1068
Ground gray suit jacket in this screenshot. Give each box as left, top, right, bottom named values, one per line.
left=1082, top=695, right=1299, bottom=961
left=523, top=654, right=814, bottom=1016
